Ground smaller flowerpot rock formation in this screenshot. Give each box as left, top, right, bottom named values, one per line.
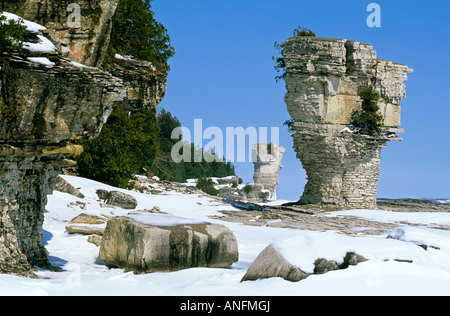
left=282, top=37, right=413, bottom=209
left=252, top=143, right=285, bottom=200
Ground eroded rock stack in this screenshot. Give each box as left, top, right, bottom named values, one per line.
left=252, top=143, right=285, bottom=200
left=282, top=37, right=413, bottom=209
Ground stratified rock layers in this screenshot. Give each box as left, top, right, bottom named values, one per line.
left=0, top=0, right=167, bottom=277
left=283, top=37, right=413, bottom=209
left=0, top=54, right=123, bottom=277
left=22, top=0, right=120, bottom=67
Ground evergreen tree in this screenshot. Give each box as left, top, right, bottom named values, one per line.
left=76, top=106, right=159, bottom=188
left=350, top=87, right=384, bottom=136
left=150, top=109, right=236, bottom=182
left=0, top=3, right=26, bottom=53
left=105, top=0, right=175, bottom=71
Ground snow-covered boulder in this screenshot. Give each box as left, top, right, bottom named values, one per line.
left=241, top=244, right=308, bottom=282
left=99, top=215, right=239, bottom=274
left=242, top=243, right=367, bottom=283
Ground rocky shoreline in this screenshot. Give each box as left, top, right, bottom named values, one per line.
left=210, top=198, right=450, bottom=236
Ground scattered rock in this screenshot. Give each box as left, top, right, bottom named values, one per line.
left=218, top=183, right=269, bottom=203
left=241, top=243, right=367, bottom=283
left=106, top=191, right=138, bottom=210
left=87, top=235, right=103, bottom=247
left=241, top=244, right=308, bottom=282
left=54, top=176, right=85, bottom=198
left=341, top=251, right=368, bottom=268
left=99, top=216, right=239, bottom=274
left=313, top=258, right=339, bottom=274
left=96, top=189, right=110, bottom=201
left=65, top=213, right=108, bottom=235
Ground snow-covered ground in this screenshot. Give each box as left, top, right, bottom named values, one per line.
left=1, top=175, right=450, bottom=296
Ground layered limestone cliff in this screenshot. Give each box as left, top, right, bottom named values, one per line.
left=0, top=0, right=166, bottom=277
left=22, top=0, right=120, bottom=67
left=282, top=37, right=413, bottom=209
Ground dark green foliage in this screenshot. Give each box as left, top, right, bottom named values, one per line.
left=350, top=87, right=384, bottom=136
left=76, top=106, right=159, bottom=188
left=273, top=25, right=316, bottom=82
left=283, top=119, right=295, bottom=129
left=149, top=109, right=236, bottom=182
left=105, top=0, right=175, bottom=71
left=0, top=5, right=26, bottom=53
left=195, top=177, right=218, bottom=196
left=242, top=184, right=253, bottom=195
left=292, top=26, right=316, bottom=37
left=0, top=1, right=23, bottom=13
left=272, top=41, right=286, bottom=83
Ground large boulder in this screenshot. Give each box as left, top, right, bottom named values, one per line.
left=99, top=215, right=239, bottom=274
left=241, top=244, right=308, bottom=282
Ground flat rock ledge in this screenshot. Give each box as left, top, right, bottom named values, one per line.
left=241, top=244, right=366, bottom=283
left=99, top=216, right=239, bottom=274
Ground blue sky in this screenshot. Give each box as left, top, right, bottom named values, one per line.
left=152, top=0, right=450, bottom=201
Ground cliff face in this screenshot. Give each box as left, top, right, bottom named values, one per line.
left=0, top=52, right=124, bottom=277
left=22, top=0, right=120, bottom=67
left=283, top=37, right=413, bottom=209
left=0, top=0, right=167, bottom=277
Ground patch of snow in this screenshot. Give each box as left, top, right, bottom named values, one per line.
left=2, top=175, right=450, bottom=296
left=26, top=57, right=55, bottom=66
left=115, top=53, right=133, bottom=60
left=340, top=127, right=354, bottom=133
left=273, top=230, right=432, bottom=274
left=1, top=12, right=46, bottom=32
left=126, top=213, right=206, bottom=226
left=69, top=61, right=87, bottom=68
left=23, top=34, right=57, bottom=53
left=327, top=209, right=450, bottom=226
left=1, top=12, right=57, bottom=53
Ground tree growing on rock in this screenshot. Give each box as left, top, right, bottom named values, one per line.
left=0, top=4, right=26, bottom=53
left=76, top=106, right=160, bottom=188
left=104, top=0, right=175, bottom=72
left=350, top=87, right=384, bottom=136
left=273, top=25, right=316, bottom=82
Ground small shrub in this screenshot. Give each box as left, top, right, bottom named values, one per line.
left=273, top=25, right=316, bottom=82
left=196, top=177, right=218, bottom=196
left=242, top=184, right=253, bottom=195
left=0, top=11, right=26, bottom=53
left=350, top=87, right=384, bottom=136
left=292, top=26, right=316, bottom=37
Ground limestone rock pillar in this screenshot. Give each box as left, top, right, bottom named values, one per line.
left=282, top=37, right=413, bottom=209
left=252, top=143, right=285, bottom=200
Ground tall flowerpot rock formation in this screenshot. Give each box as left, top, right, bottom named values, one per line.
left=282, top=37, right=413, bottom=209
